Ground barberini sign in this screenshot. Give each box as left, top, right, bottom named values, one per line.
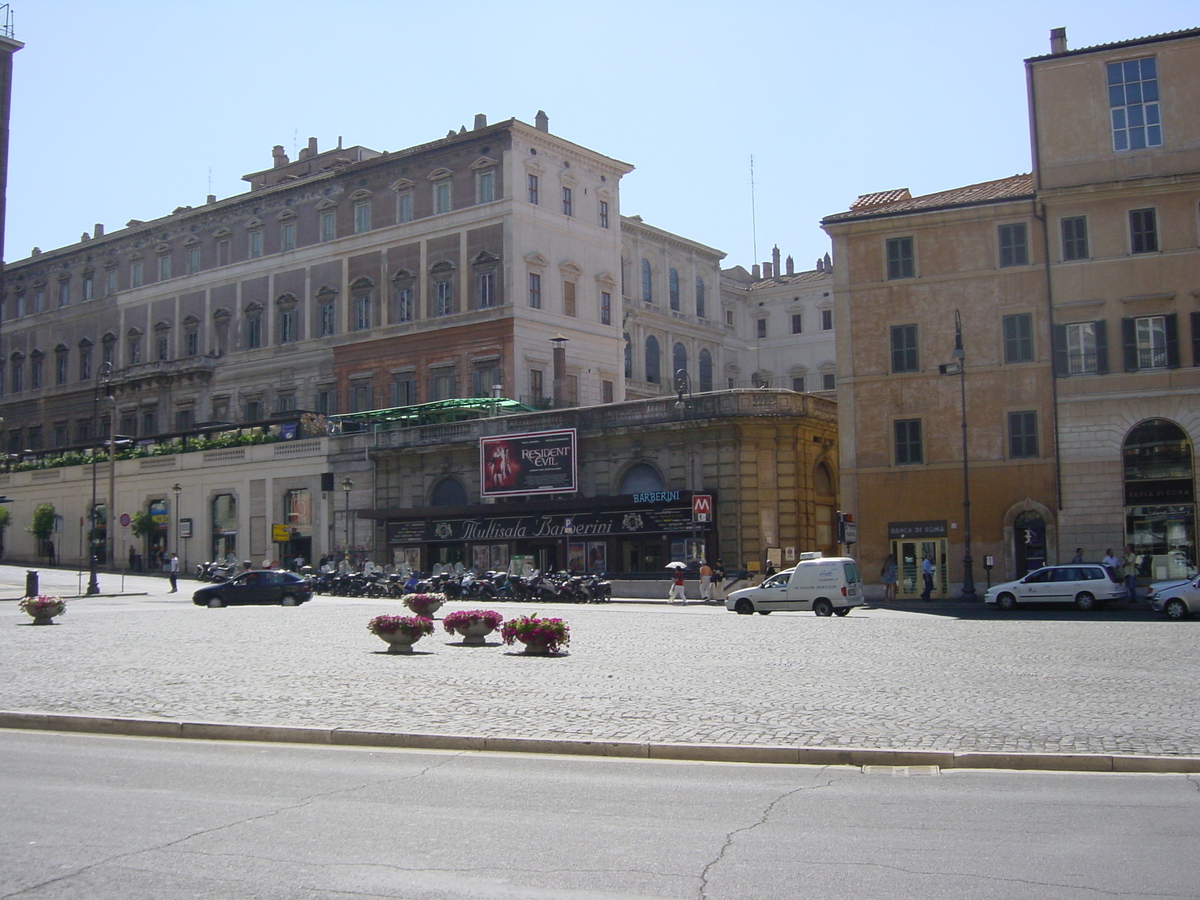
left=480, top=429, right=578, bottom=498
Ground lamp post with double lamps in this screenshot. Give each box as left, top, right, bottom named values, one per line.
left=172, top=482, right=181, bottom=566
left=87, top=361, right=115, bottom=595
left=938, top=310, right=976, bottom=600
left=341, top=476, right=353, bottom=566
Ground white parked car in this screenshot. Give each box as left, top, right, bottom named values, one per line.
left=984, top=564, right=1127, bottom=611
left=726, top=554, right=863, bottom=616
left=1146, top=575, right=1200, bottom=619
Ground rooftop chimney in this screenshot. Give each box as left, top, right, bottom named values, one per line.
left=816, top=258, right=824, bottom=273
left=207, top=194, right=216, bottom=204
left=772, top=245, right=781, bottom=277
left=824, top=252, right=832, bottom=271
left=1050, top=27, right=1067, bottom=55
left=763, top=261, right=773, bottom=278
left=474, top=113, right=487, bottom=130
left=785, top=255, right=794, bottom=275
left=752, top=264, right=761, bottom=279
left=272, top=145, right=289, bottom=168
left=94, top=223, right=104, bottom=237
left=298, top=137, right=318, bottom=161
left=535, top=110, right=549, bottom=132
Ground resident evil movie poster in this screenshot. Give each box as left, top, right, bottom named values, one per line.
left=479, top=429, right=577, bottom=498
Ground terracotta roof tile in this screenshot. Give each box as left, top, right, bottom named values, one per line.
left=823, top=174, right=1034, bottom=223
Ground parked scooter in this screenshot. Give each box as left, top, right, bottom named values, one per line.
left=195, top=560, right=236, bottom=583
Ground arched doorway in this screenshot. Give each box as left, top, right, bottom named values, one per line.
left=1123, top=418, right=1195, bottom=580
left=1013, top=510, right=1046, bottom=574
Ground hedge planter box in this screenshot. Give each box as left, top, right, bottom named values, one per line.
left=442, top=609, right=503, bottom=645
left=19, top=596, right=66, bottom=626
left=368, top=614, right=435, bottom=654
left=403, top=593, right=446, bottom=618
left=501, top=614, right=570, bottom=655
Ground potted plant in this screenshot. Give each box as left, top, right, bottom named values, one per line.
left=367, top=614, right=435, bottom=654
left=442, top=609, right=503, bottom=645
left=403, top=592, right=446, bottom=617
left=501, top=614, right=570, bottom=655
left=19, top=595, right=66, bottom=625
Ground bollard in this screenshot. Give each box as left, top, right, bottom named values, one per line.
left=25, top=570, right=39, bottom=598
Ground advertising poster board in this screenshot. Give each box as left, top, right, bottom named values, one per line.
left=480, top=429, right=577, bottom=497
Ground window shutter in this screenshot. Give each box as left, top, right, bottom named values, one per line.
left=1191, top=312, right=1200, bottom=366
left=1051, top=324, right=1068, bottom=377
left=1165, top=313, right=1180, bottom=368
left=1094, top=320, right=1109, bottom=375
left=1121, top=317, right=1138, bottom=372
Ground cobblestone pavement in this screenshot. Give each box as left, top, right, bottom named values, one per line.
left=2, top=565, right=1197, bottom=757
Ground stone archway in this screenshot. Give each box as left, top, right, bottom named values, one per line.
left=1001, top=498, right=1057, bottom=582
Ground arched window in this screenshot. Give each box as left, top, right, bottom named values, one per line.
left=668, top=269, right=680, bottom=310
left=814, top=461, right=835, bottom=497
left=695, top=277, right=707, bottom=318
left=430, top=477, right=468, bottom=506
left=1123, top=418, right=1195, bottom=579
left=620, top=462, right=665, bottom=494
left=644, top=335, right=661, bottom=384
left=641, top=259, right=653, bottom=302
left=698, top=349, right=714, bottom=392
left=672, top=342, right=687, bottom=383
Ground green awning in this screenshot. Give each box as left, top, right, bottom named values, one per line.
left=331, top=397, right=532, bottom=429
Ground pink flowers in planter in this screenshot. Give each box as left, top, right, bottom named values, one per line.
left=500, top=614, right=570, bottom=654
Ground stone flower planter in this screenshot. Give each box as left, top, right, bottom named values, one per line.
left=367, top=614, right=435, bottom=654
left=442, top=609, right=503, bottom=646
left=19, top=596, right=66, bottom=626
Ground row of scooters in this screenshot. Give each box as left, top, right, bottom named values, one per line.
left=313, top=568, right=613, bottom=603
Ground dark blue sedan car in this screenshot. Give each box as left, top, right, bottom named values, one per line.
left=193, top=570, right=313, bottom=607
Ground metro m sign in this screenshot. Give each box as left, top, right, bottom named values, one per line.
left=692, top=493, right=712, bottom=522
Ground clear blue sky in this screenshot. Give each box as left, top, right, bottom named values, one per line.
left=5, top=1, right=1197, bottom=272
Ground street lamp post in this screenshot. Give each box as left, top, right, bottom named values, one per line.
left=341, top=476, right=353, bottom=564
left=673, top=368, right=692, bottom=413
left=950, top=311, right=976, bottom=599
left=87, top=362, right=115, bottom=595
left=172, top=482, right=181, bottom=560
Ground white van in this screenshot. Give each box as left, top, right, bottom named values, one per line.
left=726, top=553, right=863, bottom=616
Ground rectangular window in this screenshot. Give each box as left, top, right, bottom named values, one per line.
left=435, top=280, right=453, bottom=316
left=131, top=262, right=143, bottom=289
left=434, top=180, right=451, bottom=215
left=527, top=174, right=539, bottom=205
left=158, top=255, right=170, bottom=281
left=79, top=347, right=92, bottom=381
left=476, top=169, right=495, bottom=204
left=128, top=339, right=141, bottom=365
left=11, top=361, right=21, bottom=392
left=349, top=381, right=372, bottom=413
left=822, top=372, right=837, bottom=391
left=391, top=374, right=416, bottom=407
left=756, top=318, right=767, bottom=339
left=1108, top=57, right=1161, bottom=151
left=353, top=201, right=371, bottom=234
left=279, top=308, right=295, bottom=343
left=998, top=223, right=1028, bottom=267
left=791, top=314, right=803, bottom=334
left=1061, top=216, right=1089, bottom=261
left=315, top=389, right=335, bottom=416
left=81, top=275, right=94, bottom=301
left=602, top=380, right=614, bottom=404
left=355, top=296, right=371, bottom=331
left=320, top=303, right=335, bottom=337
left=247, top=315, right=262, bottom=349
left=430, top=369, right=455, bottom=401
left=1066, top=322, right=1098, bottom=375
left=563, top=281, right=576, bottom=317
left=530, top=368, right=544, bottom=403
left=281, top=223, right=295, bottom=251
left=397, top=192, right=413, bottom=224
left=1003, top=313, right=1034, bottom=364
left=56, top=354, right=68, bottom=385
left=141, top=407, right=157, bottom=436
left=886, top=236, right=915, bottom=279
left=599, top=200, right=609, bottom=229
left=59, top=282, right=70, bottom=307
left=600, top=291, right=612, bottom=325
left=105, top=269, right=117, bottom=295
left=30, top=356, right=41, bottom=389
left=478, top=272, right=495, bottom=308
left=792, top=376, right=806, bottom=392
left=157, top=335, right=168, bottom=361
left=175, top=407, right=194, bottom=431
left=185, top=330, right=198, bottom=356
left=472, top=365, right=499, bottom=398
left=53, top=422, right=68, bottom=448
left=187, top=246, right=200, bottom=274
left=1135, top=315, right=1168, bottom=369
left=242, top=400, right=260, bottom=423
left=249, top=231, right=263, bottom=259
left=894, top=419, right=923, bottom=465
left=1130, top=208, right=1158, bottom=253
left=821, top=309, right=833, bottom=331
left=394, top=286, right=414, bottom=322
left=528, top=272, right=542, bottom=309
left=1008, top=411, right=1039, bottom=459
left=561, top=186, right=573, bottom=217
left=891, top=324, right=919, bottom=373
left=320, top=212, right=336, bottom=242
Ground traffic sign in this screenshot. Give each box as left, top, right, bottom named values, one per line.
left=692, top=494, right=712, bottom=522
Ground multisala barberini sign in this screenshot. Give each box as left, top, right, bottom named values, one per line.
left=480, top=429, right=577, bottom=498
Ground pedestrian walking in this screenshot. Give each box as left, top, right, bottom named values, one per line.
left=168, top=553, right=179, bottom=592
left=668, top=569, right=686, bottom=604
left=710, top=559, right=727, bottom=603
left=699, top=560, right=712, bottom=602
left=764, top=561, right=776, bottom=579
left=881, top=553, right=897, bottom=603
left=1123, top=544, right=1139, bottom=603
left=920, top=552, right=934, bottom=601
left=1071, top=548, right=1084, bottom=564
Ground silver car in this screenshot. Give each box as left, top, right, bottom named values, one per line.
left=984, top=564, right=1127, bottom=611
left=1146, top=575, right=1200, bottom=619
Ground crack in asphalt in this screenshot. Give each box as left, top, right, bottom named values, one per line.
left=1, top=752, right=464, bottom=900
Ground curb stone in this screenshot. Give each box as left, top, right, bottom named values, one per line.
left=2, top=710, right=1198, bottom=773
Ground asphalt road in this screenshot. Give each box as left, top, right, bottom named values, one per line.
left=4, top=729, right=1198, bottom=900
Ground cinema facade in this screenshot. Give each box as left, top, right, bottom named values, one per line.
left=341, top=389, right=840, bottom=582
